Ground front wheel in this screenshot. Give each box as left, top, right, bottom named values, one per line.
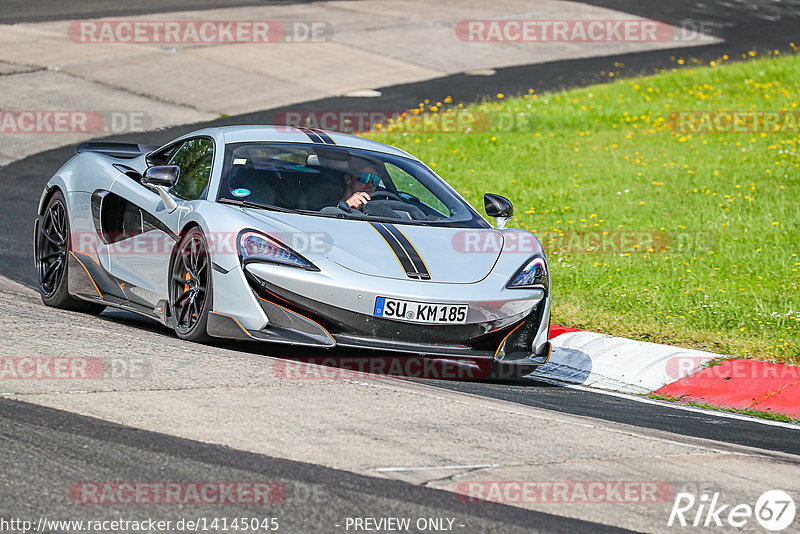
left=169, top=227, right=213, bottom=342
left=35, top=190, right=105, bottom=314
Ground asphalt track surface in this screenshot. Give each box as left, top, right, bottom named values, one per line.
left=0, top=397, right=631, bottom=534
left=0, top=0, right=329, bottom=25
left=2, top=0, right=800, bottom=427
left=2, top=1, right=800, bottom=528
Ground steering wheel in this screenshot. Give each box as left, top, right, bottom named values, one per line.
left=369, top=190, right=403, bottom=202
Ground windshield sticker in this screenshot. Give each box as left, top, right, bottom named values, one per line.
left=231, top=188, right=251, bottom=197
left=233, top=158, right=247, bottom=165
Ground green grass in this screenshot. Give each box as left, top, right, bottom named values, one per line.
left=366, top=50, right=800, bottom=364
left=647, top=393, right=799, bottom=424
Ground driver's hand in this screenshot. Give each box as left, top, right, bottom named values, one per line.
left=346, top=192, right=371, bottom=209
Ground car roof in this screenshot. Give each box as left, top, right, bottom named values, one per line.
left=175, top=125, right=418, bottom=161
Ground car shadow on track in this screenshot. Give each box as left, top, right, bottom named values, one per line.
left=97, top=308, right=594, bottom=386
left=530, top=347, right=593, bottom=385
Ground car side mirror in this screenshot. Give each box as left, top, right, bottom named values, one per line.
left=484, top=193, right=513, bottom=229
left=143, top=166, right=180, bottom=213
left=142, top=165, right=180, bottom=187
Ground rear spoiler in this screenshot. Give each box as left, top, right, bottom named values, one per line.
left=75, top=142, right=158, bottom=159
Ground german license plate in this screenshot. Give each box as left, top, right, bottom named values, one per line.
left=373, top=297, right=468, bottom=324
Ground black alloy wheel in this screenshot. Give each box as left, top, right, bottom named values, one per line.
left=170, top=227, right=212, bottom=341
left=36, top=190, right=105, bottom=314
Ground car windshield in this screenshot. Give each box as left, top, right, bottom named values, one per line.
left=217, top=142, right=489, bottom=228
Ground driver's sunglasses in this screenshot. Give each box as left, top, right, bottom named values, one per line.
left=356, top=172, right=381, bottom=186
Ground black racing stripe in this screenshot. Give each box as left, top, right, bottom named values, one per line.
left=380, top=225, right=422, bottom=279
left=298, top=127, right=324, bottom=143
left=311, top=128, right=335, bottom=144
left=383, top=224, right=430, bottom=280
left=370, top=222, right=417, bottom=279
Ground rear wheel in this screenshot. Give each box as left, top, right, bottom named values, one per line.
left=170, top=227, right=212, bottom=342
left=35, top=190, right=105, bottom=314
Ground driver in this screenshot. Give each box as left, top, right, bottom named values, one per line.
left=342, top=160, right=383, bottom=209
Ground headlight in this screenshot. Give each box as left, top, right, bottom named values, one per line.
left=238, top=230, right=319, bottom=271
left=507, top=255, right=548, bottom=289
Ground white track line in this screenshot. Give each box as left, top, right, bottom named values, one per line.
left=529, top=376, right=800, bottom=430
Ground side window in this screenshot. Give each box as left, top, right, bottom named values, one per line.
left=146, top=143, right=180, bottom=166
left=168, top=138, right=214, bottom=200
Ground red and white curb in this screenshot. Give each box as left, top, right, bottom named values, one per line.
left=656, top=360, right=800, bottom=419
left=539, top=327, right=717, bottom=394
left=540, top=327, right=800, bottom=420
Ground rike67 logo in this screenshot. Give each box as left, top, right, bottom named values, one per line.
left=668, top=490, right=796, bottom=531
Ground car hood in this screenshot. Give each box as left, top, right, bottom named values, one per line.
left=239, top=209, right=503, bottom=284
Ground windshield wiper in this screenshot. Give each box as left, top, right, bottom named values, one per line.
left=218, top=197, right=298, bottom=213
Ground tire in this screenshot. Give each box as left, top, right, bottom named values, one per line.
left=35, top=190, right=106, bottom=314
left=169, top=227, right=213, bottom=342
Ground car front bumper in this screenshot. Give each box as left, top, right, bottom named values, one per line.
left=207, top=259, right=551, bottom=367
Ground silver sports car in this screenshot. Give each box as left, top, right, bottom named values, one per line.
left=34, top=126, right=551, bottom=376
